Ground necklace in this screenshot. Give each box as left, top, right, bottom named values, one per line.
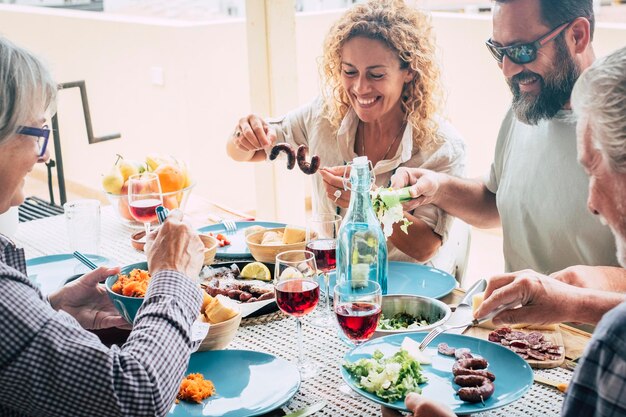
left=359, top=120, right=407, bottom=163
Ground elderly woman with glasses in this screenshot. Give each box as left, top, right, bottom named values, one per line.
left=0, top=36, right=206, bottom=417
left=227, top=0, right=466, bottom=268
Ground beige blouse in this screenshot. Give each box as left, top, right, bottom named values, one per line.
left=266, top=97, right=466, bottom=270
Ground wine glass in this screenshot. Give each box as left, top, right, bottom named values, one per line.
left=334, top=280, right=382, bottom=345
left=127, top=173, right=163, bottom=236
left=306, top=213, right=341, bottom=328
left=274, top=250, right=320, bottom=379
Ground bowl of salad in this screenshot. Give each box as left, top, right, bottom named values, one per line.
left=373, top=294, right=451, bottom=338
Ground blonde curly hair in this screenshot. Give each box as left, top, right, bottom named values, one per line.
left=321, top=0, right=442, bottom=151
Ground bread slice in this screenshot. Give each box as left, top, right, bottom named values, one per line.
left=472, top=293, right=558, bottom=331
left=282, top=225, right=306, bottom=244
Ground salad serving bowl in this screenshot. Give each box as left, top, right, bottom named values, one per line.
left=373, top=294, right=451, bottom=338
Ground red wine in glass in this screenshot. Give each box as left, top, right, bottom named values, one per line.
left=275, top=279, right=320, bottom=317
left=335, top=302, right=381, bottom=342
left=306, top=239, right=337, bottom=273
left=129, top=198, right=161, bottom=223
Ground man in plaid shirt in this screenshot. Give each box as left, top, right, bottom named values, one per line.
left=0, top=36, right=206, bottom=416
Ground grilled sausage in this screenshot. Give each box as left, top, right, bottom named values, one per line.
left=239, top=291, right=253, bottom=302
left=296, top=145, right=320, bottom=175
left=454, top=348, right=473, bottom=360
left=455, top=357, right=489, bottom=370
left=455, top=375, right=495, bottom=403
left=269, top=143, right=296, bottom=170
left=452, top=366, right=496, bottom=381
left=257, top=292, right=275, bottom=301
left=437, top=343, right=456, bottom=356
left=228, top=289, right=243, bottom=299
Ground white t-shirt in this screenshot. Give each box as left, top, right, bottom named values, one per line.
left=268, top=97, right=466, bottom=269
left=485, top=108, right=618, bottom=273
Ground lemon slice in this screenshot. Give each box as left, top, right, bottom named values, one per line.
left=280, top=267, right=304, bottom=280
left=240, top=262, right=272, bottom=281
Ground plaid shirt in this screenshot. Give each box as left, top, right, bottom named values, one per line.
left=0, top=235, right=202, bottom=417
left=562, top=300, right=626, bottom=417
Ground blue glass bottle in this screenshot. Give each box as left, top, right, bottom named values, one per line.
left=336, top=156, right=388, bottom=294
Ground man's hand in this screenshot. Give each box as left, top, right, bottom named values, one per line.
left=145, top=209, right=204, bottom=280
left=48, top=266, right=131, bottom=330
left=551, top=265, right=626, bottom=292
left=319, top=165, right=352, bottom=208
left=390, top=168, right=443, bottom=211
left=475, top=270, right=585, bottom=326
left=381, top=393, right=455, bottom=417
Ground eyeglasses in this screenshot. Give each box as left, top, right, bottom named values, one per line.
left=485, top=21, right=571, bottom=65
left=16, top=125, right=51, bottom=158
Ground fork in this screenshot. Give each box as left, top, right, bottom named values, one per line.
left=222, top=218, right=237, bottom=232
left=418, top=300, right=519, bottom=351
left=207, top=212, right=237, bottom=232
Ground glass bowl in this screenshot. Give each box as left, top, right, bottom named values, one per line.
left=104, top=182, right=195, bottom=229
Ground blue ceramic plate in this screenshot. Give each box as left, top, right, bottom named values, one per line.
left=198, top=221, right=286, bottom=258
left=326, top=262, right=457, bottom=299
left=168, top=350, right=300, bottom=417
left=26, top=253, right=109, bottom=296
left=342, top=333, right=533, bottom=414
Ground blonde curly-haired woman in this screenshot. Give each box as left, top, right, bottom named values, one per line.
left=227, top=0, right=466, bottom=269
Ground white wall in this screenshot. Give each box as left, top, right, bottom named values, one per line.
left=0, top=5, right=256, bottom=210
left=1, top=5, right=624, bottom=218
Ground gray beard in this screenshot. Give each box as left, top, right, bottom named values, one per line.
left=507, top=38, right=581, bottom=125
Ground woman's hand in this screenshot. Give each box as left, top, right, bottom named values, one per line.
left=381, top=393, right=456, bottom=417
left=48, top=266, right=131, bottom=330
left=232, top=114, right=277, bottom=152
left=319, top=166, right=351, bottom=208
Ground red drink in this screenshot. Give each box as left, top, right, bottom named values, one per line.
left=335, top=302, right=381, bottom=341
left=306, top=239, right=337, bottom=272
left=129, top=198, right=161, bottom=223
left=275, top=279, right=320, bottom=317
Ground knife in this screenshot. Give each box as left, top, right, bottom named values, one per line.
left=534, top=374, right=568, bottom=393
left=284, top=401, right=327, bottom=417
left=444, top=278, right=487, bottom=334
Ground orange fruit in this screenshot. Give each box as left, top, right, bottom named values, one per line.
left=154, top=164, right=185, bottom=193
left=162, top=194, right=180, bottom=210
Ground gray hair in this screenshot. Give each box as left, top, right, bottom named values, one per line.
left=571, top=46, right=626, bottom=173
left=0, top=36, right=57, bottom=144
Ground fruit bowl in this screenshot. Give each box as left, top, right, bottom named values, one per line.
left=104, top=182, right=195, bottom=228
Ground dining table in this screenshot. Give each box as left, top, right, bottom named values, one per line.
left=13, top=197, right=592, bottom=417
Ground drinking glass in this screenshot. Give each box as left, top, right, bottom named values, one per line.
left=334, top=280, right=382, bottom=345
left=274, top=250, right=320, bottom=379
left=127, top=173, right=163, bottom=236
left=306, top=213, right=341, bottom=328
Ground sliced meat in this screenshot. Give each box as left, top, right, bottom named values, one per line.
left=509, top=340, right=530, bottom=349
left=527, top=349, right=549, bottom=361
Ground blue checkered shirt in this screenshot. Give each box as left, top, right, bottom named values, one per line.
left=0, top=234, right=202, bottom=416
left=562, top=300, right=626, bottom=417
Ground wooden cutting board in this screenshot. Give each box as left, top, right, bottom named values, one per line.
left=464, top=325, right=565, bottom=369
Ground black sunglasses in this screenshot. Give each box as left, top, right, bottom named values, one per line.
left=485, top=21, right=571, bottom=65
left=16, top=125, right=51, bottom=158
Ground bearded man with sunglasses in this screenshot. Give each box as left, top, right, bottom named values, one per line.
left=391, top=0, right=625, bottom=311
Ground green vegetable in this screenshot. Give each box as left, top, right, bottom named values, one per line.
left=371, top=188, right=412, bottom=239
left=378, top=312, right=430, bottom=330
left=343, top=349, right=428, bottom=402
